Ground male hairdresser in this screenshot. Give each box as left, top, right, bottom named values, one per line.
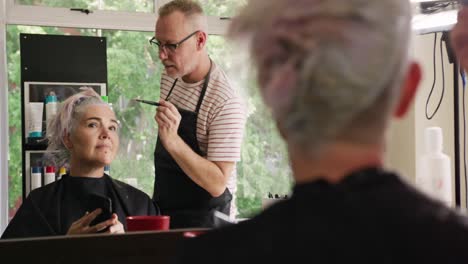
left=150, top=0, right=246, bottom=229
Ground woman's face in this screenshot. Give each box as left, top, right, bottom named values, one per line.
left=65, top=104, right=119, bottom=169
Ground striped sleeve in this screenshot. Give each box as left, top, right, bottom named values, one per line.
left=206, top=96, right=246, bottom=162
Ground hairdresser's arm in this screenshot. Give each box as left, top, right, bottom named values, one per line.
left=155, top=100, right=234, bottom=197
left=451, top=7, right=468, bottom=71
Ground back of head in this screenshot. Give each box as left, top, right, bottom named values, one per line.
left=229, top=0, right=412, bottom=155
left=45, top=87, right=108, bottom=168
left=158, top=0, right=207, bottom=32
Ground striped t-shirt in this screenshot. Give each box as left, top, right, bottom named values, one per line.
left=159, top=61, right=246, bottom=218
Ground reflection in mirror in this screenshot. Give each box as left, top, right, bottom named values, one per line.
left=2, top=89, right=159, bottom=239
left=6, top=25, right=157, bottom=240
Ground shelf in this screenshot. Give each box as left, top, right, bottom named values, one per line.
left=25, top=137, right=48, bottom=150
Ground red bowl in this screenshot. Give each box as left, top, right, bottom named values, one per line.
left=126, top=215, right=170, bottom=232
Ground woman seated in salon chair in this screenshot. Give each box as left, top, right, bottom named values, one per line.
left=2, top=88, right=159, bottom=239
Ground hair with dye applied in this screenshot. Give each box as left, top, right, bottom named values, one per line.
left=228, top=0, right=412, bottom=155
left=45, top=87, right=110, bottom=168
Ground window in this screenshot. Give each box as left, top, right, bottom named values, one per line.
left=4, top=0, right=292, bottom=226
left=15, top=0, right=155, bottom=13
left=207, top=36, right=293, bottom=218
left=198, top=0, right=247, bottom=18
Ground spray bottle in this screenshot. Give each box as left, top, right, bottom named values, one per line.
left=416, top=127, right=452, bottom=207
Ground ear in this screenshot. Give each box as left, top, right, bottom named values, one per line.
left=394, top=62, right=421, bottom=118
left=196, top=31, right=207, bottom=50
left=63, top=132, right=73, bottom=149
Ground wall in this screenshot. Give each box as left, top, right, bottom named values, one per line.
left=385, top=32, right=466, bottom=208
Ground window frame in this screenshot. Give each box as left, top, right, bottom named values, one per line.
left=0, top=0, right=231, bottom=233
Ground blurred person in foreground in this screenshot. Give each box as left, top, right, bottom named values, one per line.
left=2, top=88, right=158, bottom=239
left=173, top=0, right=468, bottom=262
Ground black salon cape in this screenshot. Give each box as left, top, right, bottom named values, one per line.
left=1, top=174, right=159, bottom=239
left=174, top=167, right=468, bottom=263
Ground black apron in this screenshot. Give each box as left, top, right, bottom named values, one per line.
left=153, top=61, right=232, bottom=229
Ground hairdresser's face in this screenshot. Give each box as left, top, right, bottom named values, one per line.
left=66, top=105, right=119, bottom=169
left=155, top=11, right=198, bottom=78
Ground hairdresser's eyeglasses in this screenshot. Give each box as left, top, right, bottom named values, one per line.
left=149, top=30, right=200, bottom=54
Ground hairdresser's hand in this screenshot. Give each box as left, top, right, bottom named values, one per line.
left=67, top=209, right=119, bottom=235
left=155, top=100, right=182, bottom=151
left=451, top=6, right=468, bottom=71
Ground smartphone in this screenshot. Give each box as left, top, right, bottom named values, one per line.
left=86, top=194, right=113, bottom=228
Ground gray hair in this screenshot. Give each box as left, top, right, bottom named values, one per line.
left=45, top=87, right=108, bottom=168
left=158, top=0, right=207, bottom=31
left=229, top=0, right=412, bottom=154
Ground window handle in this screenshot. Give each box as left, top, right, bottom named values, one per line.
left=70, top=8, right=93, bottom=15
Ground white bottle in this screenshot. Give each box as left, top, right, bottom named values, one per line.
left=45, top=91, right=58, bottom=129
left=44, top=166, right=56, bottom=185
left=416, top=127, right=452, bottom=207
left=104, top=165, right=110, bottom=175
left=31, top=166, right=42, bottom=191
left=58, top=167, right=67, bottom=180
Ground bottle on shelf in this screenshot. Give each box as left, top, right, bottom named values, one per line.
left=104, top=165, right=110, bottom=175
left=416, top=126, right=452, bottom=207
left=58, top=167, right=67, bottom=180
left=45, top=91, right=58, bottom=130
left=44, top=166, right=56, bottom=185
left=28, top=103, right=44, bottom=139
left=31, top=166, right=42, bottom=191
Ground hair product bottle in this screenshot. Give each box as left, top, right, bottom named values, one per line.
left=104, top=165, right=110, bottom=175
left=58, top=167, right=67, bottom=180
left=416, top=126, right=452, bottom=207
left=45, top=91, right=58, bottom=131
left=31, top=166, right=42, bottom=191
left=44, top=166, right=56, bottom=185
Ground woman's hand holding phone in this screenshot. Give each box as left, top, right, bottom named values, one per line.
left=104, top=214, right=124, bottom=234
left=67, top=209, right=124, bottom=235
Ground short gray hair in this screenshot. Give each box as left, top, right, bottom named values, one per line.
left=45, top=87, right=108, bottom=168
left=229, top=0, right=412, bottom=154
left=158, top=0, right=207, bottom=31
